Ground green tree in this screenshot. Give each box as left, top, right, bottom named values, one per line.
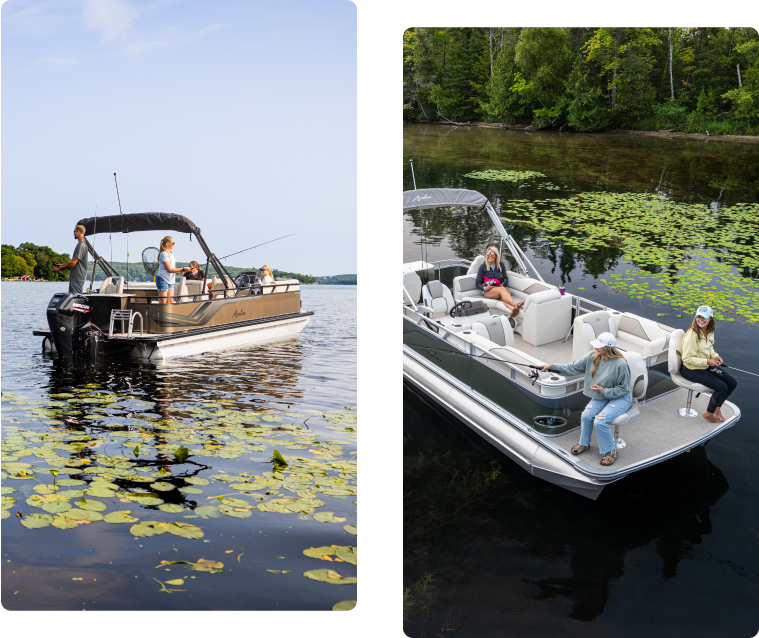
left=566, top=58, right=612, bottom=131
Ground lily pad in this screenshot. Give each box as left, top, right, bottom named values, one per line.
left=150, top=482, right=175, bottom=492
left=343, top=524, right=357, bottom=535
left=167, top=522, right=204, bottom=539
left=194, top=506, right=222, bottom=519
left=63, top=508, right=104, bottom=522
left=158, top=503, right=185, bottom=514
left=303, top=569, right=357, bottom=585
left=336, top=546, right=357, bottom=565
left=1, top=496, right=15, bottom=510
left=314, top=511, right=347, bottom=523
left=178, top=486, right=203, bottom=495
left=76, top=498, right=107, bottom=511
left=56, top=479, right=85, bottom=487
left=219, top=497, right=248, bottom=508
left=103, top=510, right=139, bottom=524
left=41, top=501, right=72, bottom=514
left=333, top=600, right=357, bottom=611
left=52, top=516, right=79, bottom=529
left=33, top=484, right=59, bottom=495
left=218, top=505, right=252, bottom=518
left=131, top=521, right=171, bottom=537
left=137, top=496, right=164, bottom=506
left=20, top=513, right=54, bottom=529
left=184, top=477, right=209, bottom=485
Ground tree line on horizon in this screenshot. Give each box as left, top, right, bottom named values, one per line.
left=403, top=27, right=759, bottom=134
left=1, top=242, right=355, bottom=284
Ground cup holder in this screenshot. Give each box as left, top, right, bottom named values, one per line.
left=533, top=416, right=568, bottom=429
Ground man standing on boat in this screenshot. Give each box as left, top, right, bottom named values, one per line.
left=53, top=225, right=89, bottom=294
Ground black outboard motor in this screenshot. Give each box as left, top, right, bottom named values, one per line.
left=46, top=293, right=93, bottom=358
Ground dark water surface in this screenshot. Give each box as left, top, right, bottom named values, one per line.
left=1, top=283, right=356, bottom=610
left=403, top=124, right=759, bottom=637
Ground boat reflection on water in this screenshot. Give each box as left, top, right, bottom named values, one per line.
left=403, top=382, right=730, bottom=633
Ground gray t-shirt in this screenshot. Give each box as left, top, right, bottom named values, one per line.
left=70, top=241, right=89, bottom=286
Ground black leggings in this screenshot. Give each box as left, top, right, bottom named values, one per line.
left=679, top=365, right=738, bottom=413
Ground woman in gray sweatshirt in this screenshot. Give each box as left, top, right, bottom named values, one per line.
left=540, top=332, right=632, bottom=466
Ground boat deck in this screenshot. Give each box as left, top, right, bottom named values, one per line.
left=549, top=390, right=736, bottom=471
left=513, top=333, right=574, bottom=364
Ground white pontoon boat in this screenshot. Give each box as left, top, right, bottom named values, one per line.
left=403, top=188, right=740, bottom=499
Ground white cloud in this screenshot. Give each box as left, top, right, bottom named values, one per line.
left=82, top=0, right=139, bottom=42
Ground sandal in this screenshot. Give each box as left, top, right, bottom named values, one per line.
left=515, top=300, right=525, bottom=309
left=571, top=444, right=589, bottom=455
left=510, top=306, right=519, bottom=318
left=600, top=449, right=618, bottom=466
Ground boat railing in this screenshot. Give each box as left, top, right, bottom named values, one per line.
left=404, top=304, right=670, bottom=397
left=127, top=281, right=299, bottom=305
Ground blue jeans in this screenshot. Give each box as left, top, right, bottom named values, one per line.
left=580, top=393, right=633, bottom=454
left=155, top=276, right=172, bottom=291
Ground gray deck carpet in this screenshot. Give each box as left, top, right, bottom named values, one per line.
left=512, top=333, right=575, bottom=365
left=549, top=390, right=736, bottom=471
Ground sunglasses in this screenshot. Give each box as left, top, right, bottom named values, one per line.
left=486, top=252, right=496, bottom=256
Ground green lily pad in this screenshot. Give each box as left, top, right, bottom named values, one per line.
left=1, top=486, right=17, bottom=495
left=131, top=521, right=171, bottom=537
left=63, top=508, right=104, bottom=521
left=33, top=484, right=59, bottom=495
left=219, top=497, right=248, bottom=508
left=194, top=506, right=222, bottom=519
left=52, top=516, right=79, bottom=529
left=41, top=501, right=72, bottom=514
left=336, top=546, right=357, bottom=565
left=166, top=522, right=204, bottom=539
left=314, top=511, right=347, bottom=523
left=76, top=498, right=107, bottom=511
left=333, top=600, right=357, bottom=611
left=137, top=497, right=164, bottom=506
left=158, top=503, right=185, bottom=514
left=343, top=525, right=357, bottom=535
left=150, top=482, right=175, bottom=492
left=303, top=546, right=338, bottom=559
left=184, top=477, right=209, bottom=485
left=303, top=569, right=357, bottom=585
left=103, top=510, right=139, bottom=524
left=218, top=505, right=252, bottom=518
left=20, top=513, right=54, bottom=529
left=56, top=479, right=85, bottom=487
left=1, top=496, right=15, bottom=510
left=178, top=486, right=203, bottom=495
left=85, top=487, right=118, bottom=498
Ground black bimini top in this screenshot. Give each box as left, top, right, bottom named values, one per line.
left=77, top=212, right=198, bottom=236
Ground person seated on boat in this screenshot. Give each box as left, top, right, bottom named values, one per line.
left=260, top=265, right=275, bottom=284
left=679, top=306, right=736, bottom=424
left=185, top=261, right=204, bottom=281
left=156, top=236, right=191, bottom=304
left=476, top=246, right=524, bottom=318
left=540, top=332, right=631, bottom=466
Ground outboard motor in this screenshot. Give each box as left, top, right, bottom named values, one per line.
left=46, top=293, right=93, bottom=358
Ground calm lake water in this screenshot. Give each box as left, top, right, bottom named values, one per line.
left=403, top=124, right=759, bottom=637
left=1, top=283, right=356, bottom=611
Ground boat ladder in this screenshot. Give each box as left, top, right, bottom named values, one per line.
left=109, top=309, right=144, bottom=338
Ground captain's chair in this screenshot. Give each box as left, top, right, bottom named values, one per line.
left=99, top=276, right=125, bottom=295
left=422, top=281, right=455, bottom=318
left=610, top=351, right=648, bottom=448
left=668, top=329, right=712, bottom=417
left=403, top=271, right=434, bottom=316
left=471, top=315, right=515, bottom=347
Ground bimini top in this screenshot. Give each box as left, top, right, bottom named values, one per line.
left=403, top=188, right=490, bottom=211
left=77, top=212, right=198, bottom=236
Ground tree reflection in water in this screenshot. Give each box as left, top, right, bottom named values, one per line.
left=403, top=383, right=730, bottom=636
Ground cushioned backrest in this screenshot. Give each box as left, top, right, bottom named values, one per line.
left=467, top=255, right=485, bottom=275
left=454, top=275, right=479, bottom=295
left=471, top=316, right=514, bottom=347
left=668, top=329, right=685, bottom=376
left=579, top=311, right=616, bottom=338
left=422, top=281, right=455, bottom=316
left=403, top=271, right=422, bottom=305
left=624, top=351, right=648, bottom=399
left=101, top=276, right=125, bottom=295
left=572, top=310, right=618, bottom=360
left=175, top=277, right=188, bottom=299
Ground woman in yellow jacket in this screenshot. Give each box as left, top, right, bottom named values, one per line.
left=679, top=306, right=737, bottom=423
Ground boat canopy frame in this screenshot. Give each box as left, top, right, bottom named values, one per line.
left=403, top=188, right=543, bottom=281
left=77, top=212, right=238, bottom=294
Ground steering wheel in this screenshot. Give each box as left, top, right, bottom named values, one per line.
left=450, top=300, right=473, bottom=318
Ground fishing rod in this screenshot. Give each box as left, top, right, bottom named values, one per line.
left=410, top=159, right=427, bottom=282
left=114, top=173, right=127, bottom=289
left=716, top=363, right=759, bottom=378
left=218, top=233, right=295, bottom=261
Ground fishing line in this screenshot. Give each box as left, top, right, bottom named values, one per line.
left=218, top=234, right=295, bottom=261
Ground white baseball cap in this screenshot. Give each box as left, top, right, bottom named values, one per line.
left=695, top=306, right=714, bottom=319
left=590, top=332, right=617, bottom=349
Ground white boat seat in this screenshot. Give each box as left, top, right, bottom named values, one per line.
left=572, top=310, right=669, bottom=363
left=471, top=315, right=515, bottom=347
left=668, top=328, right=712, bottom=417
left=422, top=281, right=455, bottom=318
left=453, top=270, right=571, bottom=347
left=609, top=351, right=648, bottom=447
left=403, top=270, right=434, bottom=316
left=99, top=276, right=125, bottom=295
left=174, top=276, right=188, bottom=300
left=211, top=275, right=227, bottom=298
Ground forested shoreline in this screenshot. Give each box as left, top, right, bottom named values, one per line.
left=403, top=27, right=759, bottom=135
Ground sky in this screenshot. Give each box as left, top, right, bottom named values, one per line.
left=0, top=0, right=356, bottom=276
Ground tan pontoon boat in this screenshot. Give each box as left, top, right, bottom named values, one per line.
left=35, top=212, right=311, bottom=361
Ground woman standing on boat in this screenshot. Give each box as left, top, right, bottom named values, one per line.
left=540, top=333, right=631, bottom=466
left=679, top=306, right=737, bottom=423
left=476, top=246, right=524, bottom=318
left=156, top=236, right=191, bottom=304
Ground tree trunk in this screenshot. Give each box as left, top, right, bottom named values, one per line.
left=489, top=27, right=494, bottom=77
left=612, top=28, right=621, bottom=110
left=737, top=64, right=742, bottom=87
left=669, top=28, right=674, bottom=99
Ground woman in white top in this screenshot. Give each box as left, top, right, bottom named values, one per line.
left=156, top=236, right=191, bottom=304
left=260, top=264, right=275, bottom=284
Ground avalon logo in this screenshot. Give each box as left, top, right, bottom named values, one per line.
left=412, top=193, right=432, bottom=202
left=233, top=309, right=246, bottom=318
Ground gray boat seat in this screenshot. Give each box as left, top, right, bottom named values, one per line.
left=471, top=315, right=515, bottom=347
left=403, top=270, right=434, bottom=316
left=99, top=276, right=125, bottom=295
left=422, top=281, right=455, bottom=318
left=668, top=329, right=713, bottom=417
left=572, top=310, right=669, bottom=363
left=609, top=351, right=648, bottom=445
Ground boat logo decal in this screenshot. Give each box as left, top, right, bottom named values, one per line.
left=422, top=346, right=442, bottom=363
left=72, top=303, right=91, bottom=312
left=412, top=193, right=432, bottom=202
left=233, top=309, right=246, bottom=318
